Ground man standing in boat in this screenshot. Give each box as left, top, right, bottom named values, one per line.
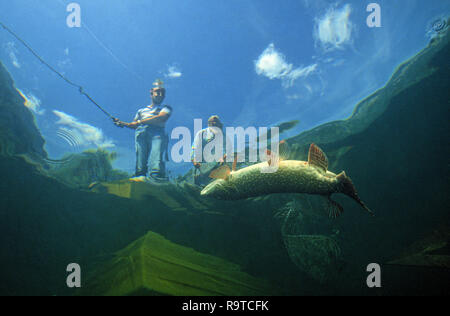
left=114, top=79, right=171, bottom=182
left=191, top=115, right=231, bottom=186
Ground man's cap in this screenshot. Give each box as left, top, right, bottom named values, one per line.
left=208, top=115, right=221, bottom=122
left=208, top=115, right=223, bottom=128
left=151, top=79, right=165, bottom=91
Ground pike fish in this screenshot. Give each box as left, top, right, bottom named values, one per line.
left=200, top=143, right=373, bottom=218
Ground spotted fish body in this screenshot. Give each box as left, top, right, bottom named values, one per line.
left=201, top=144, right=373, bottom=217
left=201, top=160, right=339, bottom=199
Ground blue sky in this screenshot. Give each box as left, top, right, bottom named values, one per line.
left=1, top=0, right=449, bottom=175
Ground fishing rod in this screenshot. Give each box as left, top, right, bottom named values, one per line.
left=0, top=21, right=119, bottom=122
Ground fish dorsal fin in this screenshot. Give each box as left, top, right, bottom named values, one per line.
left=308, top=143, right=328, bottom=172
left=266, top=140, right=289, bottom=165
left=232, top=153, right=238, bottom=171
left=209, top=165, right=231, bottom=180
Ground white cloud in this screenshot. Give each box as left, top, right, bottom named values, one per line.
left=314, top=4, right=354, bottom=51
left=255, top=44, right=292, bottom=79
left=15, top=88, right=45, bottom=115
left=10, top=54, right=20, bottom=68
left=286, top=80, right=323, bottom=102
left=165, top=65, right=182, bottom=78
left=255, top=43, right=317, bottom=87
left=56, top=48, right=73, bottom=74
left=24, top=93, right=45, bottom=115
left=304, top=84, right=313, bottom=94
left=5, top=42, right=21, bottom=68
left=284, top=64, right=318, bottom=87
left=53, top=110, right=115, bottom=149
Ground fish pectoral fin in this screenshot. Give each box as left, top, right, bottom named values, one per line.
left=324, top=195, right=344, bottom=219
left=209, top=165, right=231, bottom=180
left=266, top=149, right=273, bottom=166
left=308, top=143, right=328, bottom=172
left=266, top=149, right=281, bottom=167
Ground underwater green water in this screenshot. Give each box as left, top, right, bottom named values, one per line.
left=0, top=28, right=449, bottom=297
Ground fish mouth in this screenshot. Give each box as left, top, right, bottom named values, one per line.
left=200, top=180, right=221, bottom=196
left=200, top=187, right=210, bottom=196
left=200, top=180, right=230, bottom=199
left=337, top=171, right=374, bottom=216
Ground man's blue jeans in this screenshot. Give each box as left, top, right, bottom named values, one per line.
left=135, top=126, right=166, bottom=178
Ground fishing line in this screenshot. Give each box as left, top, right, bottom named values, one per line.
left=83, top=23, right=145, bottom=82
left=0, top=21, right=118, bottom=121
left=56, top=0, right=145, bottom=82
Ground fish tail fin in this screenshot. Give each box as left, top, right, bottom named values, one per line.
left=326, top=196, right=343, bottom=219
left=337, top=172, right=374, bottom=216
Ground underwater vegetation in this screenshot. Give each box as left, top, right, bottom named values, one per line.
left=279, top=199, right=343, bottom=284
left=0, top=62, right=46, bottom=160
left=0, top=28, right=449, bottom=296
left=77, top=231, right=275, bottom=296
left=387, top=224, right=450, bottom=269
left=46, top=149, right=129, bottom=189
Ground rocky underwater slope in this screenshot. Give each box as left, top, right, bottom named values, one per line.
left=0, top=29, right=448, bottom=296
